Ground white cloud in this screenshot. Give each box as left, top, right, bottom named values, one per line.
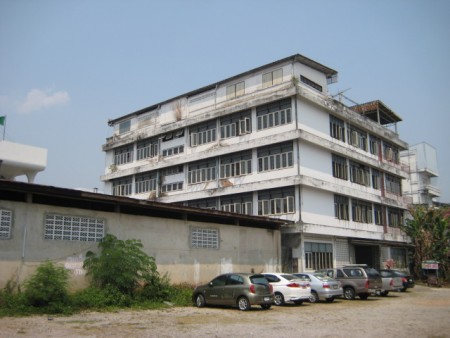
left=18, top=88, right=70, bottom=114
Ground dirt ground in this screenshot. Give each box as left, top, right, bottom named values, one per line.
left=1, top=285, right=450, bottom=338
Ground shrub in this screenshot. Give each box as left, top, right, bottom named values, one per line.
left=22, top=261, right=70, bottom=314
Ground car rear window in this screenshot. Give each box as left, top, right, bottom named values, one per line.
left=364, top=268, right=380, bottom=277
left=250, top=275, right=269, bottom=285
left=313, top=273, right=332, bottom=282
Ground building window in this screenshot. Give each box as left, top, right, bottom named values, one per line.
left=188, top=160, right=217, bottom=184
left=385, top=174, right=402, bottom=195
left=119, top=120, right=131, bottom=134
left=391, top=247, right=407, bottom=268
left=137, top=138, right=158, bottom=160
left=114, top=145, right=133, bottom=165
left=226, top=81, right=245, bottom=100
left=258, top=142, right=293, bottom=172
left=0, top=209, right=12, bottom=240
left=352, top=199, right=373, bottom=223
left=112, top=177, right=132, bottom=196
left=383, top=142, right=400, bottom=164
left=190, top=121, right=217, bottom=147
left=221, top=194, right=253, bottom=215
left=256, top=98, right=292, bottom=130
left=258, top=188, right=295, bottom=216
left=262, top=68, right=283, bottom=88
left=191, top=227, right=219, bottom=249
left=372, top=169, right=381, bottom=190
left=349, top=161, right=371, bottom=186
left=332, top=154, right=348, bottom=180
left=369, top=135, right=380, bottom=156
left=305, top=242, right=333, bottom=270
left=220, top=109, right=251, bottom=139
left=220, top=151, right=252, bottom=179
left=347, top=125, right=367, bottom=151
left=44, top=214, right=104, bottom=242
left=334, top=195, right=349, bottom=220
left=388, top=207, right=404, bottom=227
left=135, top=172, right=157, bottom=194
left=373, top=204, right=383, bottom=225
left=300, top=75, right=322, bottom=92
left=188, top=198, right=218, bottom=210
left=330, top=116, right=345, bottom=142
left=161, top=182, right=183, bottom=192
left=162, top=145, right=184, bottom=157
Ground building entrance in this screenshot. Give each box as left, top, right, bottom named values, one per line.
left=354, top=245, right=380, bottom=269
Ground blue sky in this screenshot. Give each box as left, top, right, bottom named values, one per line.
left=1, top=0, right=449, bottom=202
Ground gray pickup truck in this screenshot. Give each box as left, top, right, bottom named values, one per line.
left=317, top=265, right=382, bottom=300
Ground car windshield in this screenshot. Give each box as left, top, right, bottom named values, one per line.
left=250, top=275, right=269, bottom=285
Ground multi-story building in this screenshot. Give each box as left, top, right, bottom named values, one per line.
left=401, top=142, right=440, bottom=206
left=102, top=54, right=411, bottom=272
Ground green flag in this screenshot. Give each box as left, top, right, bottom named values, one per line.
left=0, top=116, right=5, bottom=126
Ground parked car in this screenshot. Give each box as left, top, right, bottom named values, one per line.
left=317, top=264, right=382, bottom=300
left=388, top=270, right=415, bottom=291
left=293, top=272, right=343, bottom=303
left=192, top=273, right=274, bottom=311
left=262, top=273, right=311, bottom=305
left=377, top=269, right=404, bottom=296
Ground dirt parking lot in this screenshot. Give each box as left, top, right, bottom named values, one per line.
left=1, top=285, right=450, bottom=338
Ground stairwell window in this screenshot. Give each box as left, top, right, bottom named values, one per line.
left=334, top=195, right=349, bottom=220
left=226, top=81, right=245, bottom=100
left=0, top=209, right=12, bottom=240
left=262, top=68, right=283, bottom=88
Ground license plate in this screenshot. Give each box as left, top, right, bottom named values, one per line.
left=332, top=285, right=338, bottom=289
left=264, top=297, right=271, bottom=302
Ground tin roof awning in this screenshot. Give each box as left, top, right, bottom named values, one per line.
left=351, top=100, right=402, bottom=125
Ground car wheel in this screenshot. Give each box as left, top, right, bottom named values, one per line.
left=260, top=304, right=271, bottom=310
left=359, top=293, right=369, bottom=300
left=325, top=297, right=335, bottom=303
left=343, top=287, right=356, bottom=300
left=274, top=292, right=285, bottom=306
left=400, top=287, right=407, bottom=292
left=237, top=296, right=251, bottom=311
left=195, top=294, right=205, bottom=307
left=293, top=300, right=303, bottom=305
left=309, top=291, right=319, bottom=303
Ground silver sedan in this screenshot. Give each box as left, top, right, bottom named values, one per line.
left=293, top=272, right=343, bottom=303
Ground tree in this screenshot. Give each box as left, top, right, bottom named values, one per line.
left=83, top=234, right=159, bottom=294
left=402, top=206, right=450, bottom=280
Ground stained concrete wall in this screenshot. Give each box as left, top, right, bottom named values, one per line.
left=0, top=200, right=281, bottom=290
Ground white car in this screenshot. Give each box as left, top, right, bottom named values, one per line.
left=262, top=273, right=311, bottom=305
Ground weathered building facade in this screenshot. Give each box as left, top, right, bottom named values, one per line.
left=102, top=54, right=411, bottom=272
left=0, top=180, right=283, bottom=289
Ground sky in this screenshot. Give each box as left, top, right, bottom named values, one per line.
left=0, top=0, right=449, bottom=202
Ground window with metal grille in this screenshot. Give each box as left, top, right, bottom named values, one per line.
left=305, top=242, right=333, bottom=270
left=44, top=214, right=104, bottom=242
left=334, top=195, right=349, bottom=220
left=330, top=115, right=345, bottom=142
left=191, top=228, right=219, bottom=249
left=0, top=209, right=12, bottom=240
left=332, top=154, right=348, bottom=180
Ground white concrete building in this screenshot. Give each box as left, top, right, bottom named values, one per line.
left=0, top=140, right=47, bottom=183
left=401, top=142, right=440, bottom=206
left=102, top=54, right=411, bottom=272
